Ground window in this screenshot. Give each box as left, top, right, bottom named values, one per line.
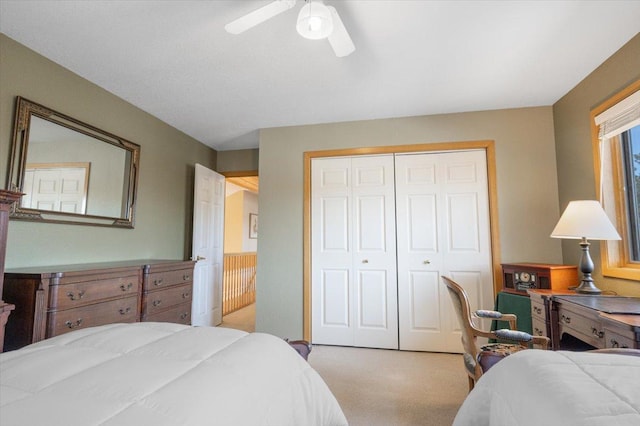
left=621, top=127, right=640, bottom=261
left=591, top=80, right=640, bottom=280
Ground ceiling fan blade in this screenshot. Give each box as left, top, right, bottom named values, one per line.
left=225, top=0, right=297, bottom=35
left=327, top=6, right=355, bottom=57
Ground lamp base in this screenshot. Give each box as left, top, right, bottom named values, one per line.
left=575, top=280, right=602, bottom=294
left=575, top=239, right=602, bottom=294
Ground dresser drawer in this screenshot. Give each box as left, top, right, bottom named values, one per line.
left=49, top=275, right=139, bottom=310
left=145, top=268, right=193, bottom=290
left=558, top=303, right=605, bottom=348
left=142, top=283, right=192, bottom=315
left=47, top=296, right=139, bottom=336
left=143, top=302, right=191, bottom=324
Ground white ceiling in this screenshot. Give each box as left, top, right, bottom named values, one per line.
left=1, top=1, right=639, bottom=151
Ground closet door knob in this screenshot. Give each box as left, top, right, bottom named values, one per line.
left=423, top=260, right=431, bottom=264
left=362, top=259, right=369, bottom=264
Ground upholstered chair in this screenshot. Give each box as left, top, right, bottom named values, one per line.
left=442, top=276, right=550, bottom=391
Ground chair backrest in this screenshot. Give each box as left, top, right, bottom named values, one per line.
left=442, top=276, right=483, bottom=379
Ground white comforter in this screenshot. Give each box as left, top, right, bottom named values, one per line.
left=454, top=349, right=640, bottom=426
left=0, top=322, right=348, bottom=426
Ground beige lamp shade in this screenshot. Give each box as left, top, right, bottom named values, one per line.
left=550, top=200, right=621, bottom=241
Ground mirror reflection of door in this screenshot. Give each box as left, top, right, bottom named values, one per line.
left=22, top=162, right=90, bottom=214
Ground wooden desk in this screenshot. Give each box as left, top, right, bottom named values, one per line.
left=529, top=290, right=640, bottom=350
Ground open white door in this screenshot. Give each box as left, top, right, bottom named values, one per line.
left=192, top=164, right=225, bottom=326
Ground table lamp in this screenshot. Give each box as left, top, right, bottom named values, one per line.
left=550, top=200, right=621, bottom=294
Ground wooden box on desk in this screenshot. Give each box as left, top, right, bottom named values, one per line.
left=502, top=263, right=578, bottom=295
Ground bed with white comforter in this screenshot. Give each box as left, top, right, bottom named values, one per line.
left=454, top=349, right=640, bottom=426
left=0, top=322, right=348, bottom=426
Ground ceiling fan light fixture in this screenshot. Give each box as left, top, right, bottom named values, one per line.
left=296, top=1, right=333, bottom=40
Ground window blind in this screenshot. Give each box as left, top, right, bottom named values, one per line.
left=595, top=89, right=640, bottom=139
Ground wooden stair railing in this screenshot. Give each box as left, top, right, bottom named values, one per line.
left=223, top=252, right=257, bottom=316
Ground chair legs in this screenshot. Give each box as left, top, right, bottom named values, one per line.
left=467, top=376, right=475, bottom=392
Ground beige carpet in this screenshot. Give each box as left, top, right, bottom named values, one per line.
left=309, top=345, right=467, bottom=426
left=221, top=304, right=468, bottom=425
left=220, top=303, right=256, bottom=333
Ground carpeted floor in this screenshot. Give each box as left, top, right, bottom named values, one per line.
left=309, top=345, right=467, bottom=426
left=221, top=304, right=468, bottom=425
left=220, top=303, right=256, bottom=332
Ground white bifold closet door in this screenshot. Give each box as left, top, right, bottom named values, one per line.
left=395, top=151, right=493, bottom=352
left=311, top=155, right=399, bottom=349
left=311, top=150, right=493, bottom=352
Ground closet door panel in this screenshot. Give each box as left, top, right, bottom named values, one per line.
left=355, top=196, right=387, bottom=251
left=396, top=151, right=493, bottom=352
left=357, top=270, right=388, bottom=328
left=407, top=271, right=441, bottom=330
left=312, top=155, right=397, bottom=348
left=446, top=193, right=480, bottom=252
left=320, top=197, right=350, bottom=252
left=312, top=158, right=354, bottom=345
left=351, top=156, right=398, bottom=349
left=356, top=269, right=396, bottom=349
left=406, top=194, right=438, bottom=252
left=321, top=269, right=350, bottom=327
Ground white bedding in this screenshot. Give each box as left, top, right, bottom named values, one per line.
left=0, top=322, right=348, bottom=426
left=454, top=349, right=640, bottom=426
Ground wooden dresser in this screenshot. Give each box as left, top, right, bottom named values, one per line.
left=141, top=261, right=193, bottom=324
left=0, top=190, right=23, bottom=352
left=3, top=259, right=195, bottom=351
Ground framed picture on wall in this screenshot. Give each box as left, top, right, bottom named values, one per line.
left=249, top=213, right=258, bottom=239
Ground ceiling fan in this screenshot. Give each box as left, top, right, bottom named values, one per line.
left=224, top=0, right=355, bottom=57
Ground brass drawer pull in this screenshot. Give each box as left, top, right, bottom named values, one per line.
left=533, top=306, right=542, bottom=315
left=182, top=292, right=190, bottom=299
left=534, top=327, right=544, bottom=336
left=65, top=319, right=83, bottom=329
left=180, top=312, right=188, bottom=320
left=153, top=278, right=164, bottom=286
left=591, top=327, right=604, bottom=338
left=67, top=291, right=85, bottom=301
left=183, top=274, right=191, bottom=281
left=120, top=283, right=133, bottom=292
left=561, top=314, right=571, bottom=324
left=119, top=307, right=132, bottom=315
left=610, top=339, right=619, bottom=348
left=152, top=300, right=162, bottom=307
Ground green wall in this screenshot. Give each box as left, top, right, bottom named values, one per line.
left=1, top=34, right=217, bottom=268
left=257, top=107, right=561, bottom=339
left=217, top=149, right=259, bottom=173
left=553, top=33, right=640, bottom=297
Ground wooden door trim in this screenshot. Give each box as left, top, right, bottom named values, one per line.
left=302, top=140, right=501, bottom=341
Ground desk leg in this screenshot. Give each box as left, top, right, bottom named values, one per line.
left=547, top=298, right=561, bottom=350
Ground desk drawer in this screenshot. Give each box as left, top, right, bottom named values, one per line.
left=47, top=296, right=139, bottom=337
left=142, top=283, right=192, bottom=315
left=530, top=299, right=545, bottom=322
left=558, top=303, right=605, bottom=348
left=532, top=317, right=547, bottom=338
left=605, top=329, right=636, bottom=349
left=49, top=275, right=139, bottom=310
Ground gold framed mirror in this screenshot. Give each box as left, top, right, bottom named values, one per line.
left=7, top=97, right=140, bottom=228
